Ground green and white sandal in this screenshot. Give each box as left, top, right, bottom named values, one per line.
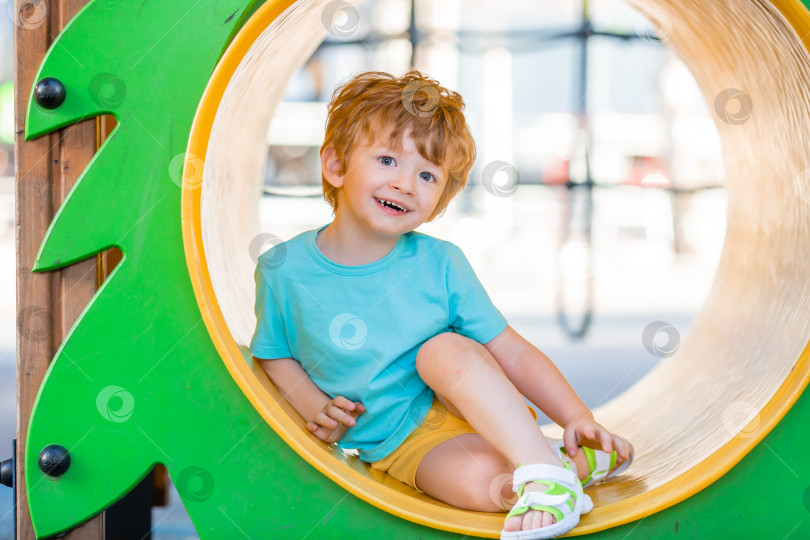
left=500, top=461, right=593, bottom=540
left=549, top=438, right=634, bottom=488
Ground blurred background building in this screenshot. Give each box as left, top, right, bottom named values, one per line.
left=1, top=0, right=726, bottom=537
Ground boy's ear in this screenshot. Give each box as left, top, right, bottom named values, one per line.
left=321, top=145, right=345, bottom=188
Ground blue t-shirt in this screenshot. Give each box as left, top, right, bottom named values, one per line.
left=250, top=223, right=508, bottom=462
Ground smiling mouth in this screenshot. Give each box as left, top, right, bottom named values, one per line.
left=375, top=198, right=409, bottom=213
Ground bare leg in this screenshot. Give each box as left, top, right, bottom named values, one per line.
left=415, top=332, right=564, bottom=532
left=414, top=433, right=516, bottom=512
left=416, top=332, right=561, bottom=467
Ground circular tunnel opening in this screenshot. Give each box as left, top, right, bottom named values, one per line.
left=182, top=0, right=810, bottom=535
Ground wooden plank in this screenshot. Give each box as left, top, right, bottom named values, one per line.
left=14, top=0, right=56, bottom=535
left=96, top=115, right=122, bottom=285
left=14, top=0, right=103, bottom=538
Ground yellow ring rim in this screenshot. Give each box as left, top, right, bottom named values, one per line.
left=181, top=0, right=810, bottom=536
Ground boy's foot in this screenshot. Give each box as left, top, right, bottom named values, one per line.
left=500, top=462, right=593, bottom=539
left=565, top=444, right=633, bottom=487
left=502, top=481, right=558, bottom=533
left=502, top=452, right=629, bottom=534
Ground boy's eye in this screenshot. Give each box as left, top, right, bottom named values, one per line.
left=379, top=156, right=395, bottom=166
left=420, top=171, right=436, bottom=183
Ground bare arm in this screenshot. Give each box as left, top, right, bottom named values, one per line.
left=484, top=326, right=631, bottom=459
left=484, top=326, right=589, bottom=425
left=254, top=356, right=365, bottom=443
left=256, top=356, right=332, bottom=421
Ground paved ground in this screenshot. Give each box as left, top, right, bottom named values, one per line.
left=0, top=183, right=720, bottom=538
left=0, top=352, right=13, bottom=539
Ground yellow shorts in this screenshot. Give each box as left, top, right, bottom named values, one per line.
left=369, top=396, right=476, bottom=492
left=369, top=396, right=539, bottom=492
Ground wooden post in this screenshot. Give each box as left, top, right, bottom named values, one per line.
left=14, top=1, right=103, bottom=537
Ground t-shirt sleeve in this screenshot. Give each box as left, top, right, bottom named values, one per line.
left=250, top=265, right=293, bottom=359
left=446, top=243, right=508, bottom=344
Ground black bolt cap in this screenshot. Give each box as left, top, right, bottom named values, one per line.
left=38, top=444, right=70, bottom=477
left=0, top=458, right=12, bottom=487
left=34, top=77, right=66, bottom=109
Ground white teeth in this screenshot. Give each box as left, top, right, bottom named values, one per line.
left=378, top=199, right=406, bottom=211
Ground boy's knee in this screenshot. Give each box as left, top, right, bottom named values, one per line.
left=415, top=332, right=476, bottom=376
left=465, top=460, right=516, bottom=512
left=487, top=471, right=520, bottom=512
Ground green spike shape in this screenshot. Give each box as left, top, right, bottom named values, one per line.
left=22, top=0, right=810, bottom=538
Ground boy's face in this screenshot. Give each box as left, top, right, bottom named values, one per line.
left=322, top=129, right=448, bottom=241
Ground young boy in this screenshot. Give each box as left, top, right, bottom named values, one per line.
left=251, top=70, right=632, bottom=539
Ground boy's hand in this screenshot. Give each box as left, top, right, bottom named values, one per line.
left=307, top=396, right=366, bottom=444
left=562, top=414, right=632, bottom=462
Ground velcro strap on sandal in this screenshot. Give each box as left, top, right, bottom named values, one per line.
left=516, top=491, right=572, bottom=508
left=512, top=463, right=579, bottom=492
left=584, top=447, right=615, bottom=484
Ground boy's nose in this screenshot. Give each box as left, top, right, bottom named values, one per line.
left=390, top=172, right=416, bottom=194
